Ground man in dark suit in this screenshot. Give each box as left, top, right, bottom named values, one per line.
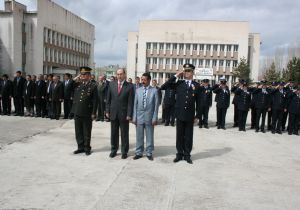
left=213, top=80, right=230, bottom=129
left=151, top=79, right=162, bottom=105
left=1, top=74, right=13, bottom=115
left=51, top=75, right=64, bottom=120
left=160, top=79, right=176, bottom=126
left=231, top=82, right=241, bottom=127
left=282, top=80, right=296, bottom=131
left=197, top=79, right=212, bottom=129
left=96, top=75, right=109, bottom=121
left=286, top=86, right=300, bottom=135
left=106, top=68, right=133, bottom=159
left=0, top=78, right=2, bottom=114
left=253, top=80, right=271, bottom=133
left=34, top=74, right=47, bottom=117
left=162, top=63, right=199, bottom=164
left=270, top=82, right=287, bottom=134
left=63, top=73, right=74, bottom=119
left=13, top=71, right=26, bottom=116
left=73, top=67, right=98, bottom=155
left=46, top=74, right=54, bottom=118
left=23, top=75, right=35, bottom=117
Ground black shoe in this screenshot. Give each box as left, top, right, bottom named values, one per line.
left=217, top=126, right=221, bottom=129
left=199, top=124, right=203, bottom=128
left=164, top=123, right=169, bottom=126
left=133, top=155, right=142, bottom=160
left=242, top=128, right=246, bottom=132
left=239, top=128, right=242, bottom=131
left=261, top=130, right=266, bottom=133
left=109, top=152, right=117, bottom=158
left=171, top=123, right=175, bottom=127
left=184, top=157, right=193, bottom=164
left=85, top=151, right=92, bottom=156
left=293, top=132, right=299, bottom=136
left=233, top=124, right=238, bottom=128
left=255, top=129, right=259, bottom=133
left=121, top=154, right=128, bottom=159
left=288, top=132, right=293, bottom=135
left=221, top=127, right=226, bottom=130
left=272, top=131, right=276, bottom=134
left=173, top=156, right=182, bottom=163
left=147, top=155, right=153, bottom=161
left=73, top=149, right=84, bottom=154
left=250, top=126, right=255, bottom=129
left=204, top=125, right=209, bottom=129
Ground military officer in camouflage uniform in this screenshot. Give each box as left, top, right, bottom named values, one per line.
left=72, top=67, right=98, bottom=156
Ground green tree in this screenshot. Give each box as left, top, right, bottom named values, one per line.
left=263, top=62, right=280, bottom=82
left=232, top=57, right=250, bottom=81
left=286, top=57, right=300, bottom=84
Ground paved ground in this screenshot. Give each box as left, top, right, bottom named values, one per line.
left=0, top=105, right=300, bottom=210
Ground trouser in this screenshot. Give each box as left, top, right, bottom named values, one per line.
left=251, top=107, right=256, bottom=128
left=2, top=96, right=11, bottom=114
left=282, top=112, right=289, bottom=130
left=136, top=123, right=154, bottom=156
left=74, top=115, right=92, bottom=152
left=35, top=98, right=46, bottom=117
left=52, top=100, right=61, bottom=119
left=288, top=113, right=300, bottom=134
left=14, top=96, right=24, bottom=115
left=233, top=104, right=239, bottom=126
left=46, top=99, right=53, bottom=118
left=25, top=97, right=34, bottom=116
left=176, top=119, right=194, bottom=159
left=267, top=110, right=272, bottom=130
left=238, top=110, right=248, bottom=130
left=164, top=104, right=175, bottom=125
left=217, top=107, right=227, bottom=128
left=97, top=99, right=105, bottom=120
left=256, top=108, right=267, bottom=131
left=271, top=109, right=284, bottom=132
left=198, top=106, right=209, bottom=126
left=110, top=118, right=129, bottom=155
left=64, top=99, right=73, bottom=118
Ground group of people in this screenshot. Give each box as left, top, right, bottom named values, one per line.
left=1, top=64, right=299, bottom=164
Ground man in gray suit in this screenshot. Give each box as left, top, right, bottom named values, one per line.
left=132, top=73, right=159, bottom=161
left=106, top=68, right=133, bottom=159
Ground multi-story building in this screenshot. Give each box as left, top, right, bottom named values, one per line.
left=127, top=20, right=260, bottom=85
left=0, top=0, right=95, bottom=78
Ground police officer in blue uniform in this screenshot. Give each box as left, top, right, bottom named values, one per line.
left=197, top=79, right=212, bottom=129
left=72, top=67, right=98, bottom=156
left=161, top=63, right=199, bottom=164
left=160, top=79, right=176, bottom=126
left=286, top=86, right=300, bottom=135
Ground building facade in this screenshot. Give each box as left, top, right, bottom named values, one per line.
left=0, top=0, right=95, bottom=78
left=127, top=20, right=260, bottom=85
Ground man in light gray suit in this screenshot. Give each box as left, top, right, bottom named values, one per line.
left=132, top=73, right=159, bottom=161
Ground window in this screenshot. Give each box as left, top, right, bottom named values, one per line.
left=199, top=59, right=203, bottom=66
left=233, top=60, right=238, bottom=67
left=192, top=59, right=197, bottom=66
left=186, top=44, right=191, bottom=50
left=172, top=58, right=177, bottom=65
left=226, top=60, right=231, bottom=67
left=179, top=58, right=183, bottom=65
left=153, top=43, right=157, bottom=49
left=166, top=43, right=171, bottom=50
left=220, top=45, right=225, bottom=51
left=146, top=58, right=150, bottom=64
left=213, top=60, right=217, bottom=67
left=193, top=44, right=197, bottom=51
left=206, top=44, right=211, bottom=51
left=146, top=43, right=151, bottom=49
left=179, top=44, right=184, bottom=50
left=199, top=44, right=204, bottom=51
left=234, top=45, right=239, bottom=52
left=219, top=60, right=224, bottom=66
left=159, top=58, right=163, bottom=65
left=205, top=60, right=210, bottom=67
left=227, top=45, right=232, bottom=52
left=213, top=44, right=218, bottom=51
left=159, top=43, right=164, bottom=50
left=185, top=59, right=190, bottom=64
left=166, top=58, right=170, bottom=65
left=153, top=58, right=157, bottom=64
left=173, top=43, right=177, bottom=50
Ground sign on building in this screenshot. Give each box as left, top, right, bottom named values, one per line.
left=194, top=68, right=213, bottom=80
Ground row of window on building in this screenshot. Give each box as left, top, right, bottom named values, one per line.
left=43, top=28, right=91, bottom=54
left=146, top=57, right=238, bottom=68
left=146, top=43, right=239, bottom=52
left=43, top=47, right=89, bottom=67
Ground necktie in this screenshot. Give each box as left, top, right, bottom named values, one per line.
left=143, top=87, right=147, bottom=108
left=118, top=82, right=121, bottom=95
left=186, top=81, right=189, bottom=88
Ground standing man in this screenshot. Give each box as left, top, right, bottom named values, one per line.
left=46, top=74, right=53, bottom=118
left=72, top=67, right=98, bottom=155
left=1, top=74, right=13, bottom=115
left=63, top=73, right=74, bottom=119
left=34, top=74, right=47, bottom=117
left=13, top=71, right=26, bottom=116
left=132, top=73, right=159, bottom=161
left=160, top=79, right=176, bottom=126
left=51, top=75, right=64, bottom=120
left=106, top=68, right=133, bottom=159
left=286, top=86, right=300, bottom=135
left=197, top=79, right=212, bottom=129
left=96, top=75, right=109, bottom=121
left=162, top=63, right=199, bottom=164
left=151, top=79, right=162, bottom=106
left=23, top=75, right=35, bottom=117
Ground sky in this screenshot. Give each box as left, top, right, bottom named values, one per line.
left=1, top=0, right=300, bottom=67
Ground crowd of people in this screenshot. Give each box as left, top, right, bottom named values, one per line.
left=0, top=65, right=299, bottom=163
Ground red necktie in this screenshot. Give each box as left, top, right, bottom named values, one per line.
left=118, top=82, right=121, bottom=95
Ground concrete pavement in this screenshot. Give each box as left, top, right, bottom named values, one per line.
left=0, top=107, right=300, bottom=210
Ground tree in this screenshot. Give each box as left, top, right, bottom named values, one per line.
left=263, top=62, right=280, bottom=82
left=232, top=57, right=250, bottom=81
left=286, top=57, right=300, bottom=84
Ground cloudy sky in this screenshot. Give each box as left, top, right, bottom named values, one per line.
left=1, top=0, right=300, bottom=67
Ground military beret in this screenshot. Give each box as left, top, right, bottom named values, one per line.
left=239, top=79, right=245, bottom=84
left=80, top=66, right=92, bottom=74
left=288, top=79, right=295, bottom=83
left=220, top=80, right=227, bottom=85
left=272, top=81, right=278, bottom=86
left=202, top=79, right=209, bottom=83
left=260, top=80, right=267, bottom=84
left=279, top=82, right=285, bottom=86
left=183, top=63, right=195, bottom=71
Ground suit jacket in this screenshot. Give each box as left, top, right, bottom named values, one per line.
left=197, top=85, right=212, bottom=107
left=235, top=88, right=251, bottom=111
left=162, top=76, right=199, bottom=122
left=160, top=83, right=176, bottom=106
left=13, top=76, right=26, bottom=97
left=252, top=88, right=271, bottom=109
left=270, top=89, right=287, bottom=111
left=63, top=80, right=74, bottom=100
left=132, top=86, right=159, bottom=125
left=46, top=81, right=53, bottom=100
left=51, top=81, right=64, bottom=101
left=97, top=80, right=109, bottom=102
left=106, top=80, right=133, bottom=121
left=35, top=80, right=47, bottom=99
left=286, top=92, right=300, bottom=115
left=23, top=80, right=35, bottom=99
left=1, top=80, right=13, bottom=97
left=213, top=86, right=230, bottom=109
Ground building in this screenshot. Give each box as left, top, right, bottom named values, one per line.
left=0, top=0, right=95, bottom=78
left=95, top=65, right=121, bottom=79
left=127, top=20, right=260, bottom=85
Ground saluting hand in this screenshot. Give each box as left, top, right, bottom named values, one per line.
left=176, top=71, right=184, bottom=78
